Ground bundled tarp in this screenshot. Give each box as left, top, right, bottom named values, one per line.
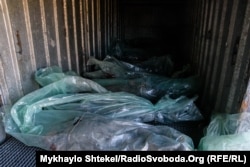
left=4, top=111, right=194, bottom=151
left=36, top=66, right=201, bottom=103
left=3, top=76, right=196, bottom=150
left=198, top=112, right=250, bottom=150
left=34, top=66, right=203, bottom=123
left=93, top=74, right=200, bottom=103
left=35, top=66, right=79, bottom=87
left=83, top=55, right=174, bottom=79
left=8, top=76, right=203, bottom=134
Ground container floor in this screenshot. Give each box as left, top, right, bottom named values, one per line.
left=0, top=137, right=43, bottom=167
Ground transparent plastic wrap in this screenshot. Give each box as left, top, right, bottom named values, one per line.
left=35, top=66, right=78, bottom=87
left=83, top=55, right=175, bottom=79
left=198, top=112, right=250, bottom=150
left=8, top=89, right=202, bottom=135
left=155, top=95, right=203, bottom=123
left=93, top=74, right=201, bottom=102
left=10, top=76, right=108, bottom=133
left=4, top=111, right=194, bottom=151
left=84, top=56, right=128, bottom=78
left=3, top=69, right=202, bottom=150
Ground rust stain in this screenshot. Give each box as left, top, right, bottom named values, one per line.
left=16, top=30, right=22, bottom=55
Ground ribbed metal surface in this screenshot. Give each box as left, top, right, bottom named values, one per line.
left=190, top=0, right=250, bottom=115
left=0, top=0, right=120, bottom=105
left=0, top=0, right=250, bottom=116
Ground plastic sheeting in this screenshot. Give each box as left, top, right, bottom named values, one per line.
left=83, top=55, right=174, bottom=79
left=10, top=76, right=108, bottom=133
left=35, top=66, right=79, bottom=87
left=3, top=75, right=196, bottom=150
left=93, top=74, right=200, bottom=103
left=33, top=66, right=203, bottom=124
left=8, top=81, right=203, bottom=135
left=35, top=66, right=201, bottom=103
left=198, top=112, right=250, bottom=150
left=4, top=111, right=194, bottom=151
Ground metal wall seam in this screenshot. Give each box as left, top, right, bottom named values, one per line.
left=103, top=0, right=107, bottom=56
left=63, top=0, right=71, bottom=70
left=117, top=0, right=122, bottom=40
left=110, top=0, right=113, bottom=44
left=22, top=0, right=36, bottom=71
left=53, top=0, right=62, bottom=68
left=113, top=0, right=118, bottom=41
left=198, top=0, right=210, bottom=76
left=195, top=0, right=206, bottom=73
left=192, top=0, right=203, bottom=71
left=80, top=0, right=86, bottom=72
left=201, top=0, right=221, bottom=113
left=72, top=0, right=79, bottom=74
left=107, top=0, right=111, bottom=52
left=0, top=58, right=10, bottom=105
left=215, top=0, right=240, bottom=113
left=97, top=0, right=102, bottom=59
left=83, top=0, right=91, bottom=60
left=208, top=0, right=228, bottom=110
left=67, top=0, right=77, bottom=72
left=190, top=0, right=199, bottom=66
left=0, top=0, right=23, bottom=101
left=227, top=0, right=250, bottom=113
left=39, top=0, right=50, bottom=67
left=200, top=0, right=214, bottom=77
left=90, top=0, right=96, bottom=58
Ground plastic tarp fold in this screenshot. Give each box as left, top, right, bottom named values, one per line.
left=10, top=76, right=108, bottom=134
left=4, top=111, right=194, bottom=151
left=35, top=66, right=79, bottom=87
left=35, top=65, right=201, bottom=103
left=198, top=112, right=250, bottom=150
left=92, top=74, right=200, bottom=103
left=3, top=75, right=195, bottom=150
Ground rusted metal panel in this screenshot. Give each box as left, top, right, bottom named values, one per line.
left=74, top=0, right=83, bottom=73
left=52, top=0, right=67, bottom=70
left=201, top=0, right=222, bottom=113
left=226, top=0, right=250, bottom=113
left=27, top=0, right=47, bottom=68
left=192, top=0, right=250, bottom=115
left=0, top=0, right=25, bottom=104
left=206, top=0, right=230, bottom=112
left=0, top=0, right=120, bottom=105
left=215, top=0, right=246, bottom=113
left=1, top=0, right=248, bottom=117
left=4, top=0, right=38, bottom=96
left=200, top=0, right=214, bottom=76
left=190, top=0, right=199, bottom=67
left=192, top=0, right=204, bottom=71
left=43, top=0, right=59, bottom=67
left=197, top=0, right=210, bottom=75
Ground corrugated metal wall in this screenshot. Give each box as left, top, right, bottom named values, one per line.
left=190, top=0, right=250, bottom=115
left=0, top=0, right=120, bottom=105
left=1, top=0, right=250, bottom=117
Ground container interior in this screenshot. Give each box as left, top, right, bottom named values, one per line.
left=0, top=0, right=250, bottom=121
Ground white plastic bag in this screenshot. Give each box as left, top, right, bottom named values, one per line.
left=198, top=112, right=250, bottom=150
